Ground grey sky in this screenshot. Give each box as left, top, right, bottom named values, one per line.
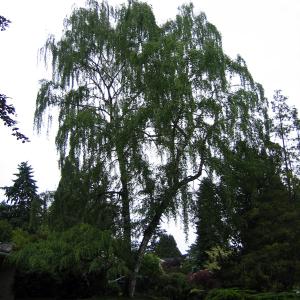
left=1, top=0, right=300, bottom=251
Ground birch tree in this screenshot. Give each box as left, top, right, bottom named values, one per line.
left=34, top=1, right=268, bottom=296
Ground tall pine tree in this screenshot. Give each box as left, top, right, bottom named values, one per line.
left=3, top=162, right=40, bottom=231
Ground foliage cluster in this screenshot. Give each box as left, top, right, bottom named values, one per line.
left=191, top=137, right=300, bottom=292
left=0, top=219, right=12, bottom=242
left=10, top=224, right=127, bottom=298
left=188, top=270, right=216, bottom=290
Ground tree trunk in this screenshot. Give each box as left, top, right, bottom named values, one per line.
left=128, top=160, right=204, bottom=297
left=129, top=203, right=166, bottom=298
left=117, top=147, right=132, bottom=259
left=121, top=177, right=132, bottom=251
left=280, top=121, right=293, bottom=201
left=128, top=187, right=178, bottom=297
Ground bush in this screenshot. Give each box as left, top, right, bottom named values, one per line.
left=188, top=270, right=216, bottom=289
left=159, top=272, right=191, bottom=300
left=140, top=253, right=163, bottom=278
left=0, top=219, right=12, bottom=242
left=10, top=224, right=127, bottom=298
left=137, top=253, right=163, bottom=293
left=11, top=228, right=34, bottom=249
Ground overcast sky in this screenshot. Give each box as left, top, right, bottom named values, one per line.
left=1, top=0, right=300, bottom=252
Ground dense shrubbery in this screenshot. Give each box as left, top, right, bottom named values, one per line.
left=136, top=253, right=163, bottom=293
left=188, top=269, right=217, bottom=289
left=140, top=253, right=163, bottom=278
left=0, top=219, right=12, bottom=242
left=9, top=224, right=127, bottom=298
left=159, top=272, right=191, bottom=300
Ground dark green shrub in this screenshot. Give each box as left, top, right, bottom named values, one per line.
left=11, top=228, right=34, bottom=249
left=0, top=219, right=12, bottom=241
left=10, top=224, right=127, bottom=298
left=159, top=272, right=191, bottom=300
left=140, top=253, right=163, bottom=278
left=137, top=253, right=163, bottom=293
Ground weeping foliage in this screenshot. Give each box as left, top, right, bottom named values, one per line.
left=10, top=223, right=127, bottom=279
left=34, top=2, right=269, bottom=282
left=49, top=156, right=119, bottom=231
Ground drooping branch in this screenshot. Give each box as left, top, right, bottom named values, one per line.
left=0, top=94, right=29, bottom=143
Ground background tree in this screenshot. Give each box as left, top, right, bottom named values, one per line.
left=152, top=233, right=182, bottom=258
left=193, top=177, right=230, bottom=268
left=219, top=175, right=300, bottom=291
left=49, top=156, right=118, bottom=231
left=271, top=90, right=300, bottom=200
left=34, top=1, right=269, bottom=296
left=39, top=190, right=54, bottom=222
left=191, top=140, right=285, bottom=267
left=189, top=137, right=300, bottom=291
left=3, top=162, right=41, bottom=231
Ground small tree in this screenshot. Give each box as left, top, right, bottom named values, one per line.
left=3, top=162, right=41, bottom=231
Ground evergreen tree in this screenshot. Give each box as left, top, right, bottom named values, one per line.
left=34, top=1, right=269, bottom=296
left=3, top=162, right=41, bottom=231
left=193, top=139, right=300, bottom=290
left=220, top=176, right=300, bottom=291
left=192, top=141, right=284, bottom=268
left=194, top=177, right=230, bottom=268
left=153, top=233, right=181, bottom=258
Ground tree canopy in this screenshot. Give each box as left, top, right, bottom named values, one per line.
left=34, top=0, right=270, bottom=296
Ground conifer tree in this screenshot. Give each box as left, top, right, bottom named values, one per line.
left=153, top=233, right=181, bottom=258
left=3, top=162, right=40, bottom=231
